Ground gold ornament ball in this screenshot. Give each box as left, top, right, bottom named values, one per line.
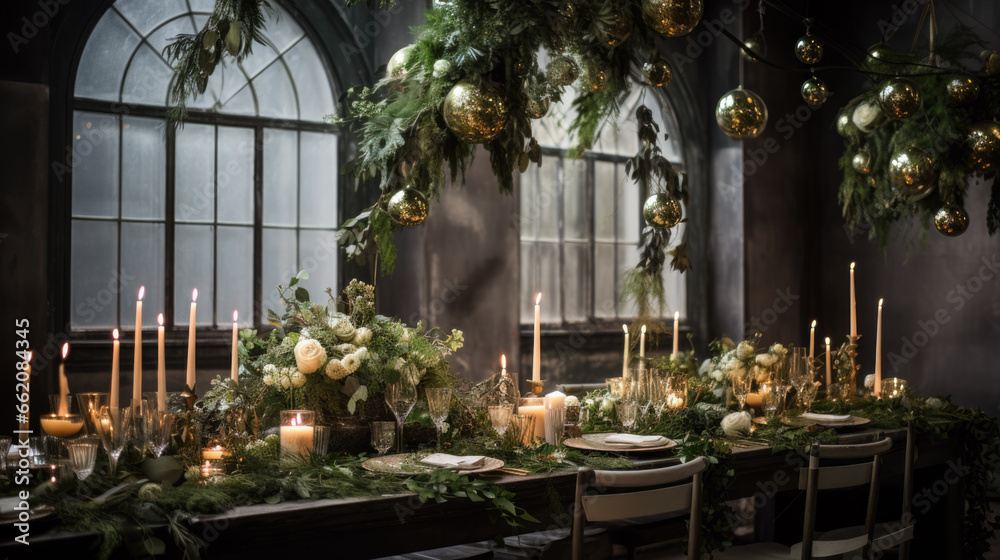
left=547, top=56, right=579, bottom=87
left=525, top=93, right=551, bottom=119
left=877, top=78, right=921, bottom=119
left=642, top=0, right=703, bottom=37
left=643, top=193, right=683, bottom=229
left=888, top=146, right=936, bottom=198
left=601, top=11, right=632, bottom=47
left=852, top=150, right=872, bottom=175
left=867, top=43, right=908, bottom=64
left=946, top=75, right=980, bottom=106
left=715, top=87, right=769, bottom=140
left=964, top=121, right=1000, bottom=173
left=443, top=81, right=508, bottom=144
left=801, top=76, right=828, bottom=106
left=981, top=50, right=1000, bottom=75
left=794, top=35, right=823, bottom=64
left=934, top=206, right=970, bottom=237
left=586, top=69, right=607, bottom=91
left=643, top=59, right=673, bottom=88
left=837, top=111, right=858, bottom=138
left=387, top=188, right=429, bottom=227
left=742, top=37, right=766, bottom=62
left=386, top=45, right=414, bottom=79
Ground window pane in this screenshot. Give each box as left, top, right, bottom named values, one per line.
left=263, top=129, right=298, bottom=227
left=72, top=112, right=119, bottom=219
left=536, top=159, right=560, bottom=243
left=616, top=162, right=640, bottom=243
left=564, top=242, right=588, bottom=323
left=174, top=224, right=214, bottom=327
left=114, top=0, right=190, bottom=36
left=564, top=158, right=587, bottom=242
left=254, top=62, right=298, bottom=119
left=217, top=127, right=254, bottom=225
left=593, top=243, right=616, bottom=319
left=221, top=84, right=257, bottom=116
left=218, top=65, right=252, bottom=109
left=175, top=124, right=215, bottom=223
left=217, top=226, right=254, bottom=327
left=594, top=161, right=616, bottom=243
left=285, top=40, right=336, bottom=122
left=262, top=228, right=298, bottom=314
left=297, top=229, right=339, bottom=299
left=74, top=11, right=141, bottom=101
left=146, top=15, right=196, bottom=55
left=121, top=44, right=173, bottom=106
left=519, top=242, right=535, bottom=324
left=537, top=242, right=560, bottom=323
left=264, top=6, right=305, bottom=54
left=120, top=222, right=165, bottom=329
left=519, top=163, right=538, bottom=240
left=71, top=220, right=118, bottom=329
left=299, top=132, right=338, bottom=227
left=122, top=117, right=166, bottom=219
left=617, top=245, right=638, bottom=318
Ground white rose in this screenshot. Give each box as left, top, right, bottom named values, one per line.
left=736, top=341, right=755, bottom=360
left=279, top=374, right=291, bottom=389
left=925, top=397, right=943, bottom=410
left=864, top=374, right=875, bottom=388
left=334, top=343, right=358, bottom=355
left=331, top=318, right=356, bottom=341
left=290, top=371, right=307, bottom=388
left=770, top=343, right=785, bottom=355
left=325, top=359, right=349, bottom=380
left=355, top=347, right=369, bottom=361
left=721, top=411, right=752, bottom=438
left=699, top=359, right=713, bottom=376
left=294, top=339, right=327, bottom=374
left=263, top=374, right=275, bottom=386
left=352, top=327, right=373, bottom=346
left=342, top=354, right=361, bottom=373
left=565, top=396, right=579, bottom=407
left=263, top=364, right=277, bottom=375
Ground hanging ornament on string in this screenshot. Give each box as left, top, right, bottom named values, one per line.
left=851, top=100, right=885, bottom=133
left=877, top=78, right=921, bottom=119
left=946, top=75, right=980, bottom=106
left=888, top=146, right=936, bottom=198
left=643, top=58, right=673, bottom=87
left=715, top=86, right=768, bottom=140
left=387, top=188, right=429, bottom=227
left=524, top=91, right=551, bottom=119
left=386, top=45, right=415, bottom=79
left=642, top=0, right=703, bottom=37
left=742, top=37, right=766, bottom=62
left=432, top=59, right=454, bottom=79
left=934, top=205, right=970, bottom=236
left=794, top=33, right=823, bottom=64
left=801, top=75, right=828, bottom=107
left=980, top=50, right=1000, bottom=75
left=443, top=80, right=508, bottom=143
left=599, top=11, right=633, bottom=47
left=851, top=149, right=872, bottom=175
left=837, top=111, right=859, bottom=139
left=584, top=67, right=607, bottom=91
left=546, top=56, right=579, bottom=87
left=964, top=121, right=1000, bottom=173
left=643, top=193, right=683, bottom=229
left=866, top=43, right=910, bottom=64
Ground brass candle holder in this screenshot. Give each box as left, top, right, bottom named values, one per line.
left=844, top=334, right=860, bottom=400
left=526, top=379, right=545, bottom=395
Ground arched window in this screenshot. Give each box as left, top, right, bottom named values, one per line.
left=69, top=0, right=339, bottom=333
left=519, top=85, right=687, bottom=325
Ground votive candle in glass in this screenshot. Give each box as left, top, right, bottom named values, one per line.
left=280, top=410, right=315, bottom=464
left=880, top=378, right=908, bottom=399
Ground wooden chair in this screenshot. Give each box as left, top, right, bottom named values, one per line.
left=571, top=457, right=709, bottom=560
left=717, top=435, right=895, bottom=560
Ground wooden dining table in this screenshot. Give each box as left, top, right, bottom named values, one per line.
left=2, top=424, right=965, bottom=559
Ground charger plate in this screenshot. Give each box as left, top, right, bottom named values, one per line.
left=563, top=433, right=678, bottom=453
left=361, top=453, right=504, bottom=476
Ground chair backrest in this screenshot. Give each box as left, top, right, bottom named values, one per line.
left=571, top=457, right=708, bottom=560
left=797, top=435, right=894, bottom=560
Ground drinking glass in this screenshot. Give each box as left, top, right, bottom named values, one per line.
left=95, top=407, right=132, bottom=475
left=148, top=412, right=175, bottom=458
left=761, top=384, right=781, bottom=419
left=732, top=372, right=753, bottom=411
left=370, top=421, right=395, bottom=456
left=130, top=398, right=158, bottom=456
left=798, top=382, right=820, bottom=411
left=510, top=414, right=534, bottom=446
left=66, top=440, right=98, bottom=480
left=29, top=436, right=46, bottom=467
left=615, top=400, right=638, bottom=433
left=488, top=405, right=513, bottom=438
left=76, top=393, right=109, bottom=436
left=425, top=388, right=453, bottom=450
left=49, top=394, right=75, bottom=414
left=0, top=436, right=11, bottom=473
left=384, top=380, right=417, bottom=453
left=606, top=378, right=624, bottom=400
left=313, top=426, right=331, bottom=457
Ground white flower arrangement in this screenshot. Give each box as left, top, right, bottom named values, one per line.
left=331, top=318, right=356, bottom=341
left=325, top=359, right=349, bottom=380
left=294, top=338, right=327, bottom=374
left=721, top=411, right=751, bottom=437
left=342, top=354, right=361, bottom=374
left=290, top=370, right=307, bottom=388
left=352, top=327, right=373, bottom=346
left=565, top=395, right=579, bottom=407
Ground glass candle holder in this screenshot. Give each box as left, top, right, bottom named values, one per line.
left=519, top=397, right=545, bottom=440
left=40, top=413, right=84, bottom=438
left=280, top=410, right=315, bottom=465
left=665, top=377, right=688, bottom=410
left=76, top=393, right=109, bottom=436
left=509, top=414, right=535, bottom=447
left=881, top=378, right=909, bottom=399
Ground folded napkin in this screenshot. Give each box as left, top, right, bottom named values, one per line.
left=420, top=453, right=487, bottom=470
left=800, top=413, right=852, bottom=422
left=604, top=434, right=669, bottom=447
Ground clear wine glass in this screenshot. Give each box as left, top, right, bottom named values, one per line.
left=425, top=388, right=453, bottom=450
left=732, top=372, right=753, bottom=411
left=370, top=421, right=395, bottom=456
left=798, top=382, right=820, bottom=411
left=95, top=406, right=131, bottom=476
left=384, top=380, right=417, bottom=454
left=488, top=405, right=513, bottom=439
left=615, top=400, right=638, bottom=433
left=148, top=412, right=175, bottom=458
left=66, top=440, right=98, bottom=480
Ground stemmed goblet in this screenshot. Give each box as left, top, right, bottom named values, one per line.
left=384, top=379, right=417, bottom=454
left=370, top=421, right=395, bottom=456
left=732, top=372, right=753, bottom=411
left=488, top=405, right=513, bottom=440
left=425, top=388, right=453, bottom=450
left=95, top=407, right=131, bottom=476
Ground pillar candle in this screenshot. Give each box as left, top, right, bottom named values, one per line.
left=280, top=419, right=314, bottom=458
left=809, top=320, right=816, bottom=360
left=671, top=311, right=680, bottom=359
left=532, top=293, right=541, bottom=382
left=639, top=325, right=646, bottom=360
left=231, top=310, right=239, bottom=383
left=825, top=337, right=832, bottom=387
left=110, top=329, right=120, bottom=409
left=157, top=314, right=166, bottom=412
left=850, top=263, right=857, bottom=338
left=58, top=343, right=70, bottom=416
left=621, top=324, right=629, bottom=377
left=133, top=286, right=144, bottom=407
left=519, top=402, right=546, bottom=439
left=186, top=289, right=198, bottom=390
left=544, top=391, right=566, bottom=409
left=874, top=299, right=883, bottom=398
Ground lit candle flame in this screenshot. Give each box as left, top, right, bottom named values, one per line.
left=292, top=413, right=302, bottom=427
left=113, top=328, right=119, bottom=341
left=622, top=324, right=628, bottom=334
left=138, top=286, right=145, bottom=301
left=535, top=293, right=542, bottom=305
left=27, top=350, right=32, bottom=363
left=61, top=343, right=69, bottom=360
left=850, top=262, right=855, bottom=271
left=878, top=298, right=884, bottom=307
left=825, top=337, right=831, bottom=345
left=501, top=354, right=506, bottom=369
left=233, top=310, right=239, bottom=322
left=192, top=288, right=198, bottom=303
left=641, top=325, right=646, bottom=334
left=158, top=313, right=164, bottom=326
left=674, top=311, right=680, bottom=320
left=811, top=319, right=817, bottom=328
